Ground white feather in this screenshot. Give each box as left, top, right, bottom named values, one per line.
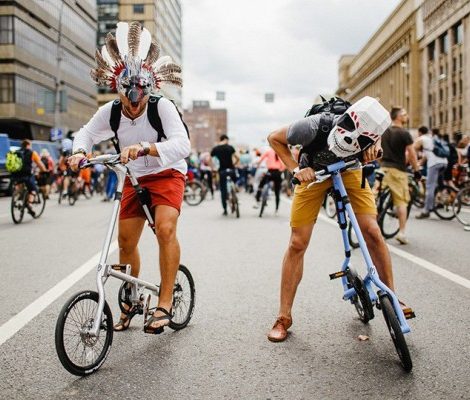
left=101, top=45, right=114, bottom=66
left=138, top=27, right=152, bottom=61
left=154, top=56, right=172, bottom=69
left=116, top=22, right=129, bottom=57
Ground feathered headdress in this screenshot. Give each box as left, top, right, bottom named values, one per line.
left=90, top=21, right=182, bottom=93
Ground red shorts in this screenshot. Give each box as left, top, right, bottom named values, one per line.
left=119, top=169, right=185, bottom=220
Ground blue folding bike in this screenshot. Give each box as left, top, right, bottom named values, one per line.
left=295, top=158, right=415, bottom=372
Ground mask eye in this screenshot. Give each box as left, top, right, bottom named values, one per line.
left=337, top=113, right=356, bottom=132
left=358, top=135, right=374, bottom=150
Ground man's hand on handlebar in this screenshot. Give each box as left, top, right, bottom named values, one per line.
left=362, top=143, right=383, bottom=164
left=293, top=167, right=316, bottom=184
left=121, top=144, right=144, bottom=164
left=68, top=154, right=86, bottom=172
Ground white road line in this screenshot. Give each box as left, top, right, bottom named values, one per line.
left=0, top=241, right=118, bottom=346
left=281, top=197, right=470, bottom=290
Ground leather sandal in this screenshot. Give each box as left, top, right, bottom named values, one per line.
left=267, top=316, right=292, bottom=342
left=113, top=305, right=139, bottom=332
left=143, top=307, right=173, bottom=335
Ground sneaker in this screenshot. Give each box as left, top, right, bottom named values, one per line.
left=415, top=211, right=430, bottom=219
left=395, top=233, right=408, bottom=245
left=222, top=210, right=228, bottom=216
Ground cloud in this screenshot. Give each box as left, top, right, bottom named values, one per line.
left=181, top=0, right=400, bottom=147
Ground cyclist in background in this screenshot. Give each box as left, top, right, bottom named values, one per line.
left=211, top=135, right=239, bottom=216
left=380, top=107, right=420, bottom=245
left=254, top=147, right=285, bottom=214
left=199, top=151, right=214, bottom=199
left=12, top=140, right=47, bottom=216
left=38, top=148, right=55, bottom=199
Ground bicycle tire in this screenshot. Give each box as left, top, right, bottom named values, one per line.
left=184, top=181, right=203, bottom=206
left=169, top=265, right=196, bottom=330
left=231, top=188, right=240, bottom=218
left=55, top=290, right=113, bottom=376
left=11, top=186, right=26, bottom=224
left=347, top=221, right=360, bottom=249
left=346, top=268, right=374, bottom=323
left=453, top=187, right=470, bottom=226
left=68, top=190, right=77, bottom=206
left=379, top=292, right=412, bottom=372
left=31, top=191, right=46, bottom=219
left=433, top=185, right=457, bottom=220
left=259, top=186, right=269, bottom=218
left=325, top=193, right=337, bottom=218
left=378, top=191, right=399, bottom=239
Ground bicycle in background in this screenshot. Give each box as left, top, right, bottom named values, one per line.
left=10, top=178, right=46, bottom=224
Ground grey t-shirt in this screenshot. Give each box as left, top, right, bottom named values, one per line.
left=287, top=114, right=340, bottom=147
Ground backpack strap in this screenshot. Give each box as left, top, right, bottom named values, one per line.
left=109, top=99, right=122, bottom=153
left=147, top=95, right=190, bottom=141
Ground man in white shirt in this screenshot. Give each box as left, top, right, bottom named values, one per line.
left=414, top=128, right=448, bottom=218
left=69, top=22, right=190, bottom=334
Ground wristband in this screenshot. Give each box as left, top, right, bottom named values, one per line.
left=140, top=141, right=151, bottom=155
left=72, top=148, right=87, bottom=156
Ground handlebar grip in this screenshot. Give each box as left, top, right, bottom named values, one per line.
left=291, top=177, right=300, bottom=186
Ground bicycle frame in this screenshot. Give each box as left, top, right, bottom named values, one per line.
left=82, top=155, right=161, bottom=337
left=312, top=160, right=411, bottom=334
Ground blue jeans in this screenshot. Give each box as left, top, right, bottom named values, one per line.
left=424, top=164, right=446, bottom=212
left=106, top=170, right=117, bottom=200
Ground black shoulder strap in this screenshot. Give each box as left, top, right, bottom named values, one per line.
left=109, top=99, right=122, bottom=153
left=147, top=96, right=166, bottom=142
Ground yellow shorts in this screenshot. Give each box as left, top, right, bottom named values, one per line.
left=381, top=167, right=410, bottom=207
left=290, top=169, right=377, bottom=228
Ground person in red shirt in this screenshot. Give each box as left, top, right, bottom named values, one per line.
left=254, top=147, right=285, bottom=214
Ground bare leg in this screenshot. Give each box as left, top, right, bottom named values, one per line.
left=148, top=205, right=181, bottom=329
left=396, top=205, right=407, bottom=234
left=114, top=217, right=145, bottom=328
left=278, top=224, right=314, bottom=318
left=356, top=214, right=395, bottom=292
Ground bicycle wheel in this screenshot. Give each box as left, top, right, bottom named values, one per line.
left=55, top=290, right=113, bottom=376
left=184, top=181, right=203, bottom=206
left=325, top=193, right=337, bottom=218
left=347, top=221, right=359, bottom=249
left=259, top=187, right=268, bottom=218
left=346, top=268, right=374, bottom=323
left=433, top=185, right=457, bottom=220
left=453, top=187, right=470, bottom=226
left=68, top=190, right=77, bottom=206
left=233, top=190, right=240, bottom=218
left=378, top=191, right=399, bottom=239
left=30, top=191, right=46, bottom=218
left=379, top=292, right=412, bottom=372
left=169, top=265, right=196, bottom=330
left=11, top=186, right=26, bottom=224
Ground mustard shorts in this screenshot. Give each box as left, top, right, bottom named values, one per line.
left=381, top=167, right=410, bottom=207
left=290, top=169, right=377, bottom=228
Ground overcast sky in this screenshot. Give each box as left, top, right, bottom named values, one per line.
left=181, top=0, right=401, bottom=147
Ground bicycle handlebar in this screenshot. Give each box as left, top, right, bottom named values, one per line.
left=291, top=159, right=362, bottom=186
left=78, top=151, right=146, bottom=169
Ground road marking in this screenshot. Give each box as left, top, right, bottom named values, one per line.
left=281, top=197, right=470, bottom=290
left=0, top=241, right=118, bottom=346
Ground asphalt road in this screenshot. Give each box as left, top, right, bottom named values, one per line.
left=0, top=191, right=469, bottom=400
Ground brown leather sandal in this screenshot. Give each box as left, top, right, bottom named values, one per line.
left=143, top=307, right=173, bottom=335
left=113, top=305, right=139, bottom=332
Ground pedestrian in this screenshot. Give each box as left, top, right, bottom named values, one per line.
left=211, top=135, right=239, bottom=215
left=414, top=128, right=448, bottom=219
left=265, top=97, right=411, bottom=342
left=68, top=21, right=189, bottom=333
left=379, top=107, right=421, bottom=244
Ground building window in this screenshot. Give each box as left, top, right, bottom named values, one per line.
left=133, top=4, right=144, bottom=13
left=440, top=32, right=449, bottom=54
left=460, top=105, right=463, bottom=119
left=453, top=82, right=457, bottom=97
left=439, top=88, right=443, bottom=101
left=428, top=41, right=435, bottom=61
left=453, top=57, right=457, bottom=72
left=0, top=74, right=15, bottom=103
left=445, top=111, right=448, bottom=123
left=453, top=107, right=457, bottom=121
left=0, top=15, right=14, bottom=44
left=453, top=22, right=463, bottom=45
left=428, top=94, right=432, bottom=106
left=460, top=79, right=463, bottom=94
left=460, top=54, right=463, bottom=69
left=439, top=112, right=443, bottom=124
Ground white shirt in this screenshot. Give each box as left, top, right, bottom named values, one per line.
left=73, top=97, right=191, bottom=178
left=421, top=134, right=448, bottom=168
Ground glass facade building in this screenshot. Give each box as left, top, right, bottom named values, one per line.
left=0, top=0, right=97, bottom=140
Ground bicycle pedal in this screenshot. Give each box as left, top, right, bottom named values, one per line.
left=329, top=271, right=346, bottom=280
left=403, top=308, right=416, bottom=320
left=111, top=264, right=128, bottom=272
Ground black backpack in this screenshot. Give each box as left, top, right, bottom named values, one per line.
left=109, top=95, right=189, bottom=153
left=298, top=96, right=351, bottom=169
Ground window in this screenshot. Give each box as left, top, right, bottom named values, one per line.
left=460, top=54, right=463, bottom=69
left=439, top=88, right=443, bottom=101
left=439, top=112, right=443, bottom=124
left=453, top=82, right=457, bottom=97
left=428, top=41, right=435, bottom=61
left=460, top=105, right=463, bottom=119
left=0, top=74, right=14, bottom=103
left=428, top=94, right=432, bottom=106
left=445, top=111, right=448, bottom=123
left=440, top=32, right=449, bottom=54
left=453, top=57, right=457, bottom=72
left=453, top=107, right=457, bottom=121
left=460, top=79, right=463, bottom=94
left=133, top=4, right=144, bottom=13
left=453, top=22, right=463, bottom=45
left=0, top=15, right=14, bottom=44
